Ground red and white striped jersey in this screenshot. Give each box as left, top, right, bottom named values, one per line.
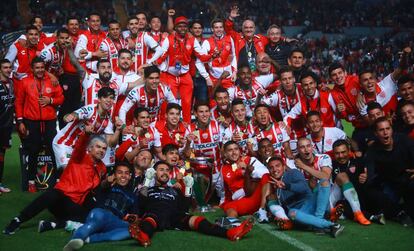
left=112, top=71, right=141, bottom=117
left=122, top=125, right=161, bottom=151
left=118, top=83, right=177, bottom=124
left=261, top=85, right=303, bottom=118
left=359, top=74, right=398, bottom=117
left=40, top=43, right=64, bottom=76
left=99, top=37, right=129, bottom=73
left=223, top=121, right=255, bottom=155
left=186, top=120, right=223, bottom=173
left=124, top=31, right=163, bottom=73
left=82, top=72, right=127, bottom=105
left=287, top=154, right=332, bottom=181
left=306, top=127, right=347, bottom=158
left=253, top=122, right=290, bottom=156
left=54, top=104, right=113, bottom=147
left=227, top=80, right=265, bottom=118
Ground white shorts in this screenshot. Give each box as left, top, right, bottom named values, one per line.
left=52, top=142, right=73, bottom=169
left=329, top=183, right=344, bottom=208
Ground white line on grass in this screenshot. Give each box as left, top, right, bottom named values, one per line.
left=256, top=223, right=317, bottom=251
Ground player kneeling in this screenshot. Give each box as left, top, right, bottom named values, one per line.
left=128, top=161, right=254, bottom=247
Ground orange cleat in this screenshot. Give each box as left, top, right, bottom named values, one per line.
left=28, top=183, right=37, bottom=193
left=330, top=204, right=344, bottom=222
left=227, top=217, right=254, bottom=241
left=129, top=224, right=151, bottom=247
left=275, top=217, right=293, bottom=230
left=354, top=211, right=371, bottom=225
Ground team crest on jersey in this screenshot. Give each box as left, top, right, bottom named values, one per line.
left=266, top=135, right=273, bottom=141
left=225, top=45, right=231, bottom=51
left=140, top=95, right=146, bottom=101
left=326, top=139, right=332, bottom=145
left=321, top=107, right=327, bottom=113
left=213, top=134, right=219, bottom=141
left=45, top=88, right=52, bottom=94
left=379, top=91, right=386, bottom=98
left=137, top=42, right=142, bottom=48
left=202, top=132, right=209, bottom=139
left=63, top=85, right=68, bottom=91
left=277, top=134, right=283, bottom=141
left=351, top=88, right=358, bottom=96
left=349, top=165, right=356, bottom=173
left=237, top=91, right=243, bottom=96
left=186, top=44, right=192, bottom=50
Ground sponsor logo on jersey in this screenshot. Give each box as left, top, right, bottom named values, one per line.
left=194, top=142, right=218, bottom=150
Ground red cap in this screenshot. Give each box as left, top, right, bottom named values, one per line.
left=174, top=16, right=189, bottom=26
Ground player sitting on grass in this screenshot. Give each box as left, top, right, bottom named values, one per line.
left=128, top=161, right=254, bottom=247
left=63, top=162, right=138, bottom=250
left=268, top=156, right=345, bottom=237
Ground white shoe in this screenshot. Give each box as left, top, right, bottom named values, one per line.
left=65, top=221, right=83, bottom=232
left=63, top=239, right=84, bottom=251
left=255, top=208, right=269, bottom=223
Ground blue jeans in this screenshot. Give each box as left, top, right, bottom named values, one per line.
left=288, top=186, right=333, bottom=229
left=72, top=208, right=129, bottom=243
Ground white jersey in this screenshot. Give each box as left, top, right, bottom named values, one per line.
left=306, top=127, right=347, bottom=156
left=119, top=83, right=177, bottom=123
left=82, top=72, right=127, bottom=105
left=286, top=154, right=332, bottom=181
left=261, top=87, right=302, bottom=117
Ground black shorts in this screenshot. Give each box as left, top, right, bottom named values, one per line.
left=0, top=127, right=13, bottom=149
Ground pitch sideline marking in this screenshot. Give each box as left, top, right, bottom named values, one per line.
left=256, top=223, right=317, bottom=251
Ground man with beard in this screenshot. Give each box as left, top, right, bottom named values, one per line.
left=40, top=28, right=71, bottom=78
left=53, top=87, right=121, bottom=169
left=259, top=66, right=305, bottom=151
left=331, top=140, right=371, bottom=225
left=221, top=141, right=269, bottom=221
left=68, top=48, right=136, bottom=106
left=153, top=103, right=189, bottom=149
left=124, top=14, right=164, bottom=74
left=74, top=12, right=107, bottom=73
left=15, top=57, right=64, bottom=192
left=364, top=117, right=414, bottom=225
left=253, top=104, right=292, bottom=159
left=268, top=156, right=344, bottom=237
left=196, top=18, right=237, bottom=89
left=223, top=99, right=255, bottom=155
left=184, top=102, right=224, bottom=202
left=3, top=132, right=108, bottom=235
left=227, top=65, right=267, bottom=118
left=0, top=59, right=14, bottom=194
left=99, top=20, right=128, bottom=74
left=116, top=107, right=163, bottom=161
left=118, top=66, right=177, bottom=125
left=128, top=161, right=254, bottom=247
left=157, top=16, right=210, bottom=123
left=211, top=87, right=233, bottom=131
left=284, top=71, right=339, bottom=129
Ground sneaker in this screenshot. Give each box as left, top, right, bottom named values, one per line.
left=0, top=184, right=11, bottom=193
left=227, top=217, right=254, bottom=241
left=396, top=211, right=413, bottom=227
left=65, top=221, right=83, bottom=232
left=3, top=218, right=21, bottom=235
left=274, top=217, right=293, bottom=230
left=330, top=223, right=345, bottom=238
left=38, top=220, right=56, bottom=233
left=330, top=204, right=344, bottom=222
left=129, top=224, right=151, bottom=247
left=354, top=211, right=371, bottom=225
left=254, top=208, right=269, bottom=223
left=63, top=238, right=84, bottom=251
left=28, top=183, right=37, bottom=193
left=369, top=213, right=386, bottom=225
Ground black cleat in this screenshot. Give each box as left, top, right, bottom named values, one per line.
left=3, top=218, right=21, bottom=235
left=330, top=223, right=344, bottom=238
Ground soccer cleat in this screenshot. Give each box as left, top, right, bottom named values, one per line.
left=274, top=217, right=293, bottom=230
left=227, top=217, right=254, bottom=241
left=330, top=223, right=345, bottom=238
left=330, top=204, right=344, bottom=222
left=0, top=184, right=11, bottom=193
left=63, top=238, right=84, bottom=251
left=354, top=211, right=371, bottom=225
left=28, top=183, right=37, bottom=193
left=369, top=213, right=386, bottom=225
left=254, top=208, right=269, bottom=223
left=129, top=224, right=151, bottom=247
left=3, top=217, right=21, bottom=235
left=38, top=220, right=55, bottom=233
